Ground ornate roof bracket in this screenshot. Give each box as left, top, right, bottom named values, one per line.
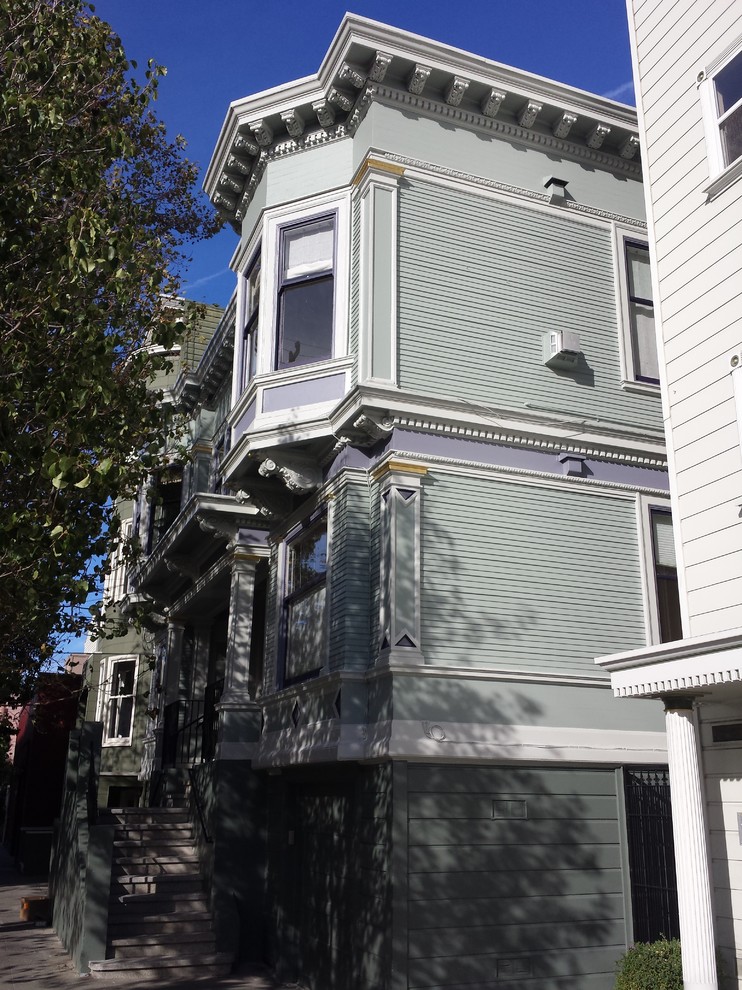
left=233, top=132, right=260, bottom=156
left=219, top=172, right=244, bottom=195
left=518, top=100, right=542, bottom=128
left=481, top=87, right=507, bottom=117
left=165, top=554, right=200, bottom=582
left=257, top=454, right=323, bottom=492
left=313, top=99, right=336, bottom=128
left=408, top=63, right=432, bottom=95
left=445, top=76, right=469, bottom=107
left=234, top=485, right=293, bottom=521
left=553, top=111, right=578, bottom=139
left=281, top=108, right=305, bottom=139
left=619, top=134, right=640, bottom=159
left=368, top=51, right=393, bottom=82
left=248, top=119, right=273, bottom=147
left=338, top=62, right=366, bottom=88
left=226, top=153, right=252, bottom=175
left=334, top=411, right=395, bottom=450
left=327, top=86, right=354, bottom=111
left=587, top=123, right=611, bottom=149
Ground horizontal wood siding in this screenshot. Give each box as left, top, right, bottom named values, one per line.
left=421, top=472, right=645, bottom=674
left=329, top=481, right=370, bottom=672
left=633, top=0, right=742, bottom=638
left=406, top=764, right=625, bottom=989
left=266, top=765, right=391, bottom=990
left=397, top=179, right=662, bottom=433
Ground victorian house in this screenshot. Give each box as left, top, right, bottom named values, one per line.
left=55, top=16, right=684, bottom=989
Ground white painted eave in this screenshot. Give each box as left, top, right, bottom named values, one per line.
left=596, top=629, right=742, bottom=698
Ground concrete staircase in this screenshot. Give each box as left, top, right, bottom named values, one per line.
left=88, top=807, right=232, bottom=982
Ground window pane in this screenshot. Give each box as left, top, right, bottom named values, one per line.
left=247, top=257, right=261, bottom=316
left=720, top=103, right=742, bottom=167
left=715, top=51, right=742, bottom=115
left=289, top=526, right=327, bottom=593
left=651, top=512, right=676, bottom=569
left=286, top=584, right=326, bottom=679
left=277, top=278, right=334, bottom=368
left=626, top=244, right=652, bottom=301
left=629, top=302, right=659, bottom=381
left=283, top=219, right=334, bottom=279
left=115, top=696, right=134, bottom=738
left=113, top=661, right=135, bottom=697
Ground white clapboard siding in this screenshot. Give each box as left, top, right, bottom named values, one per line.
left=674, top=424, right=741, bottom=478
left=674, top=444, right=742, bottom=498
left=667, top=310, right=742, bottom=382
left=683, top=519, right=742, bottom=568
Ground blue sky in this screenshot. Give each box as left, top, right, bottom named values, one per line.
left=92, top=0, right=635, bottom=308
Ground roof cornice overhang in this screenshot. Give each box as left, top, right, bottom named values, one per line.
left=204, top=14, right=640, bottom=228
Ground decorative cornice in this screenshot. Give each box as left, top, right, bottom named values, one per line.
left=371, top=458, right=430, bottom=481
left=205, top=15, right=641, bottom=224
left=368, top=84, right=641, bottom=179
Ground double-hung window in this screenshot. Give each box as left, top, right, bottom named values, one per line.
left=283, top=519, right=327, bottom=682
left=240, top=252, right=261, bottom=391
left=615, top=229, right=659, bottom=388
left=700, top=38, right=742, bottom=192
left=625, top=241, right=658, bottom=384
left=99, top=656, right=137, bottom=745
left=276, top=215, right=335, bottom=370
left=650, top=509, right=682, bottom=643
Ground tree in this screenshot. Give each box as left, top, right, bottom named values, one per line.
left=0, top=0, right=221, bottom=703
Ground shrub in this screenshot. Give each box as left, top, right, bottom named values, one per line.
left=614, top=938, right=682, bottom=990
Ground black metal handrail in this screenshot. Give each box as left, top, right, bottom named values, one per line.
left=161, top=678, right=223, bottom=768
left=188, top=766, right=212, bottom=844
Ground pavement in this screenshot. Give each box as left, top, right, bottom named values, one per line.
left=0, top=844, right=295, bottom=990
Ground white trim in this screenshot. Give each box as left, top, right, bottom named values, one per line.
left=258, top=189, right=351, bottom=377
left=97, top=654, right=139, bottom=747
left=255, top=717, right=667, bottom=766
left=612, top=223, right=659, bottom=390
left=699, top=34, right=742, bottom=182
left=636, top=493, right=676, bottom=647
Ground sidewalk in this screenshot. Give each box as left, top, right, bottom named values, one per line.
left=0, top=844, right=293, bottom=990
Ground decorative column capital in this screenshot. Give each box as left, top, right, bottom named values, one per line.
left=662, top=694, right=696, bottom=712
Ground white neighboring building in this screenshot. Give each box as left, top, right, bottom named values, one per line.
left=598, top=2, right=742, bottom=989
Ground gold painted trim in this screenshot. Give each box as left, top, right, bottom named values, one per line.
left=371, top=459, right=429, bottom=480
left=352, top=156, right=406, bottom=186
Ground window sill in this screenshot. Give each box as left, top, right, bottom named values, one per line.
left=620, top=379, right=661, bottom=396
left=703, top=156, right=742, bottom=201
left=102, top=738, right=133, bottom=748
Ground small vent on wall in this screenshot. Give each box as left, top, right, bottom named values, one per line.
left=712, top=722, right=742, bottom=743
left=492, top=799, right=527, bottom=819
left=543, top=330, right=581, bottom=370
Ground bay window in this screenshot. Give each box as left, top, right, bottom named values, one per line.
left=276, top=215, right=335, bottom=369
left=283, top=519, right=327, bottom=682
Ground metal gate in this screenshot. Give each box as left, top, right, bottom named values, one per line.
left=624, top=767, right=680, bottom=942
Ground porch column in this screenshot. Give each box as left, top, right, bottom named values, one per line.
left=163, top=620, right=186, bottom=706
left=190, top=624, right=210, bottom=699
left=217, top=548, right=262, bottom=761
left=663, top=696, right=718, bottom=990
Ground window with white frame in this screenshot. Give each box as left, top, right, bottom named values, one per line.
left=98, top=656, right=137, bottom=745
left=283, top=518, right=327, bottom=683
left=239, top=251, right=261, bottom=392
left=639, top=499, right=682, bottom=645
left=700, top=38, right=742, bottom=182
left=276, top=215, right=335, bottom=370
left=616, top=232, right=659, bottom=387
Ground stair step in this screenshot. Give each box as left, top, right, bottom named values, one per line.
left=113, top=857, right=199, bottom=876
left=89, top=952, right=232, bottom=982
left=109, top=931, right=217, bottom=959
left=113, top=840, right=197, bottom=857
left=107, top=910, right=214, bottom=933
left=111, top=873, right=204, bottom=896
left=109, top=891, right=208, bottom=915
